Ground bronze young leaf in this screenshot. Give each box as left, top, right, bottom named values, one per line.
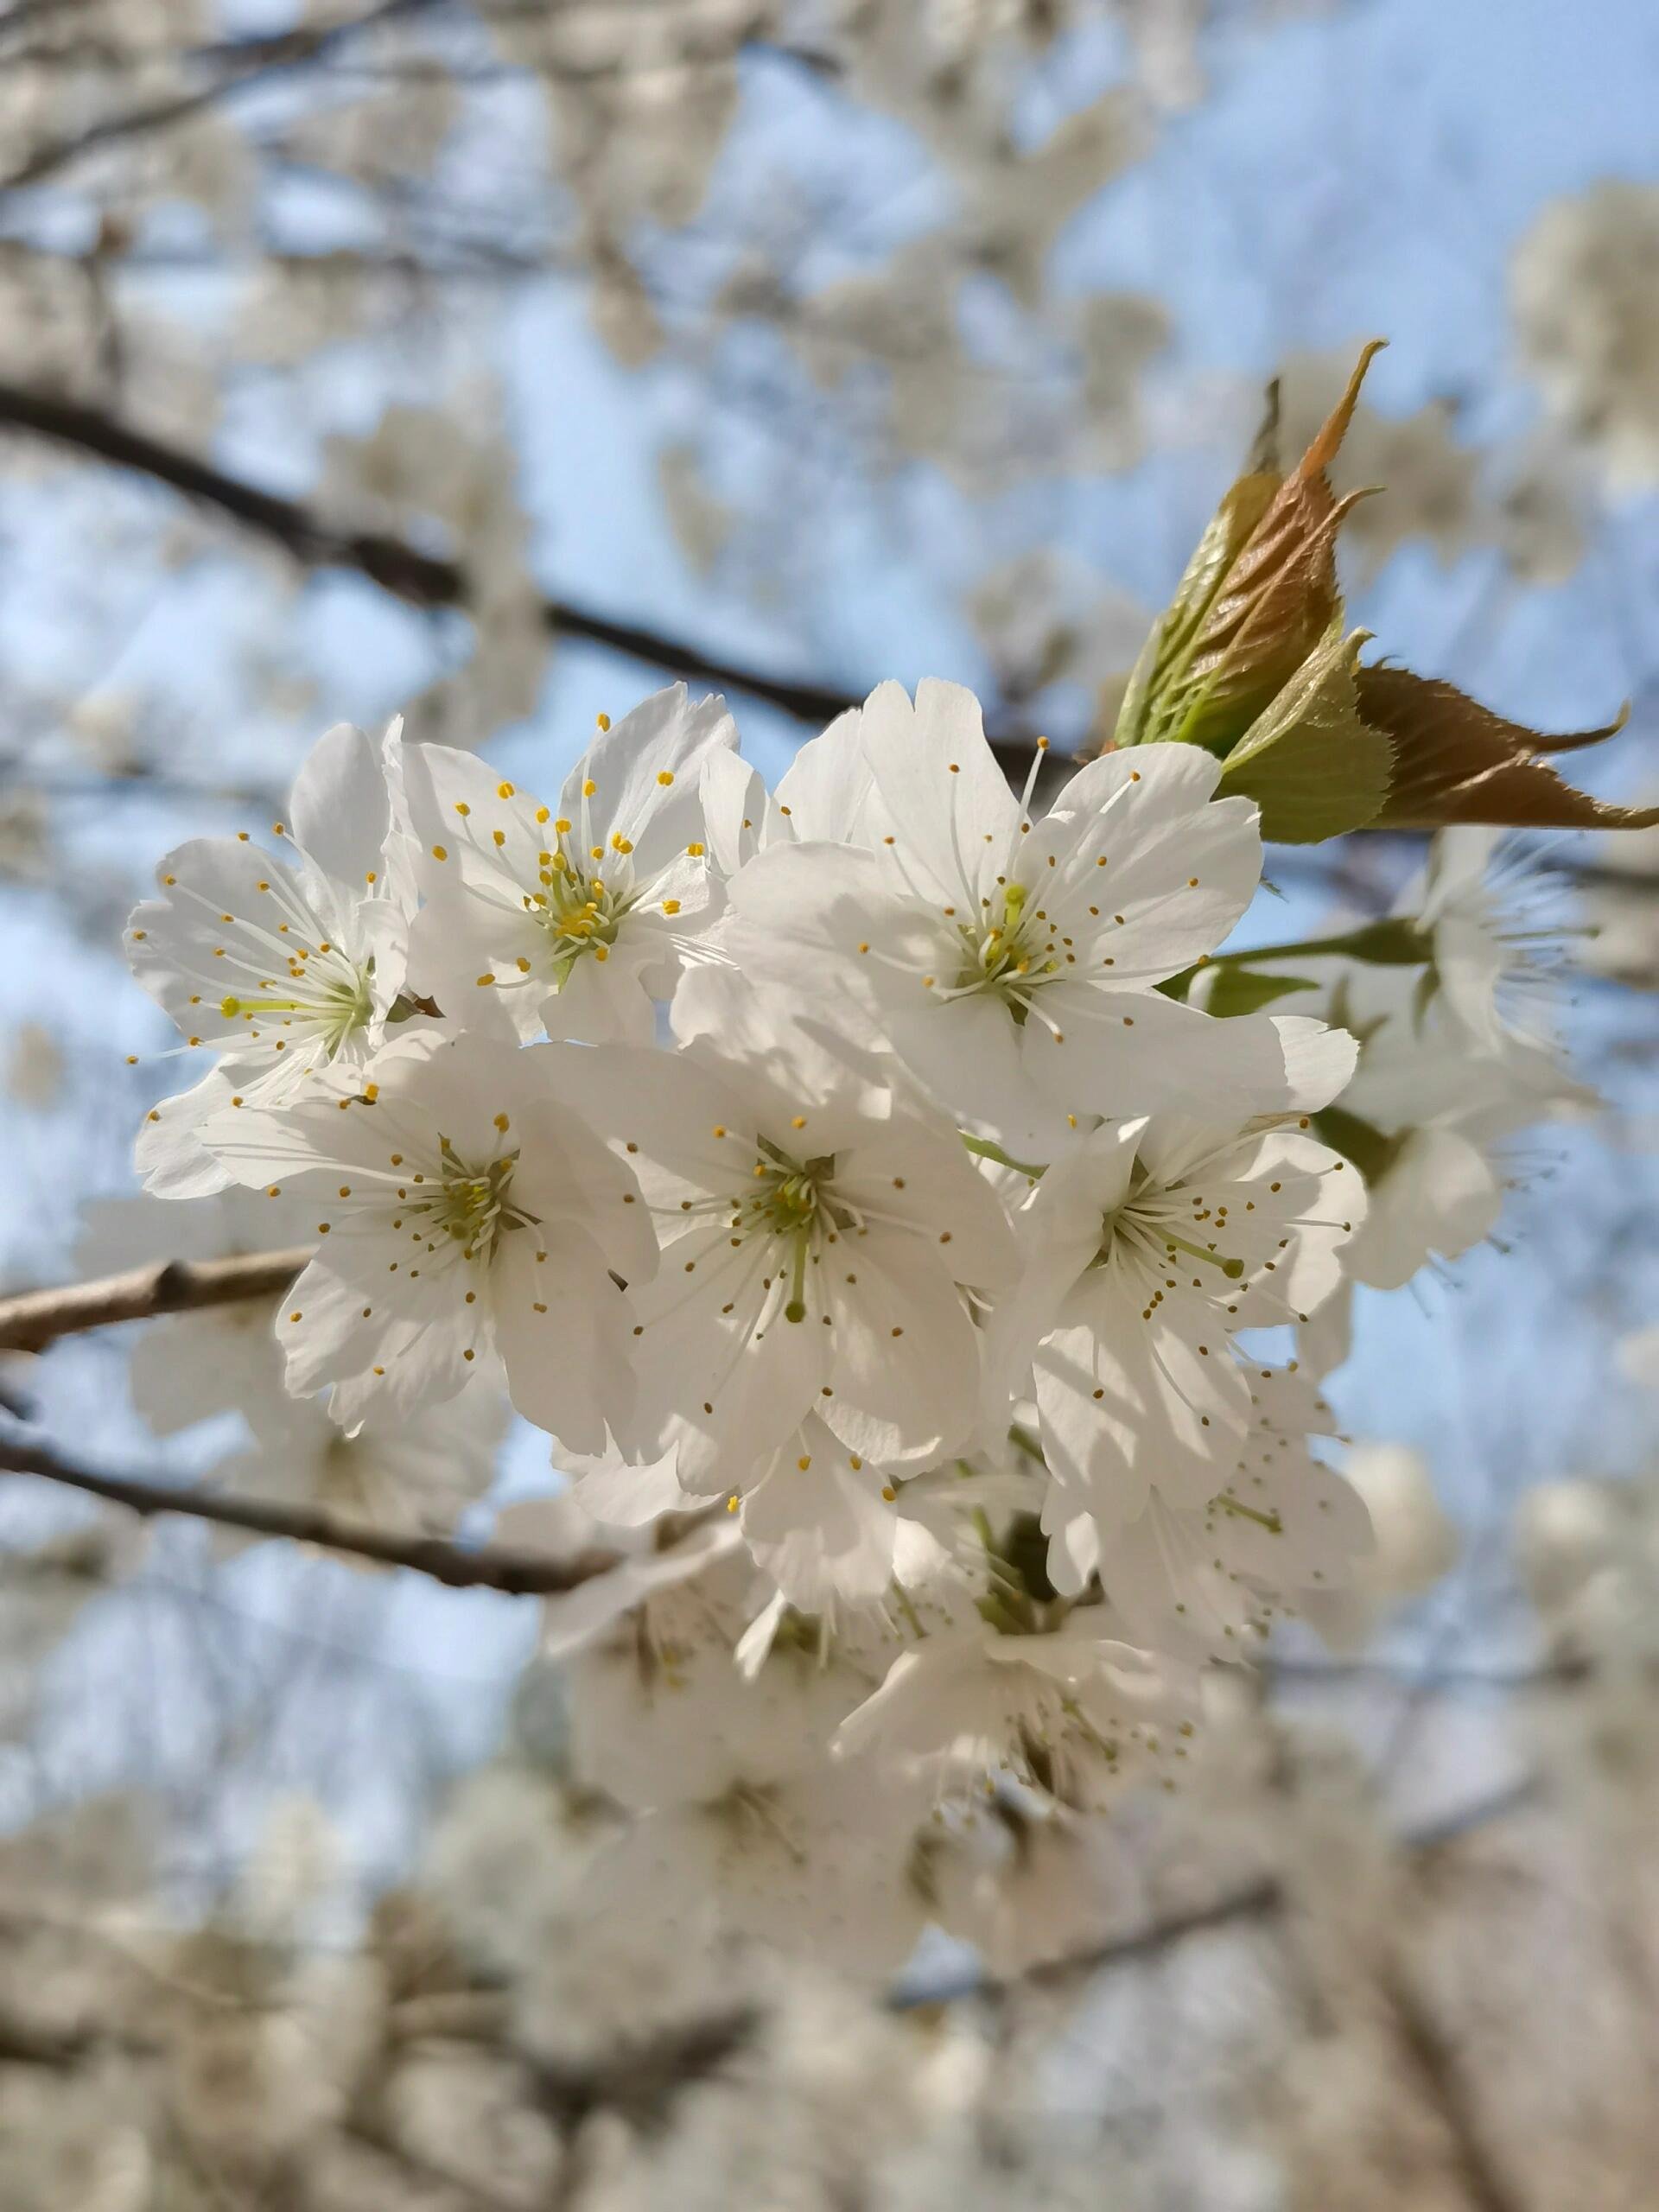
left=1116, top=340, right=1386, bottom=758
left=1358, top=668, right=1657, bottom=831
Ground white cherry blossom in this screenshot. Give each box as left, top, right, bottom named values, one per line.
left=1067, top=1366, right=1375, bottom=1659
left=402, top=684, right=738, bottom=1045
left=199, top=1030, right=654, bottom=1440
left=1402, top=828, right=1576, bottom=1059
left=1324, top=970, right=1589, bottom=1291
left=838, top=1614, right=1200, bottom=1813
left=126, top=720, right=415, bottom=1198
left=544, top=966, right=1017, bottom=1493
left=207, top=1374, right=510, bottom=1545
left=983, top=1111, right=1361, bottom=1588
left=723, top=678, right=1343, bottom=1154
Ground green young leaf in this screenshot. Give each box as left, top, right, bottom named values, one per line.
left=1358, top=667, right=1659, bottom=830
left=1198, top=967, right=1320, bottom=1019
left=1118, top=341, right=1386, bottom=759
left=1217, top=623, right=1394, bottom=842
left=1114, top=467, right=1281, bottom=749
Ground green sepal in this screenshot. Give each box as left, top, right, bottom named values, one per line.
left=1217, top=622, right=1393, bottom=843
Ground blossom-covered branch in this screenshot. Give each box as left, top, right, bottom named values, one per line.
left=0, top=1244, right=314, bottom=1353
left=0, top=1430, right=622, bottom=1594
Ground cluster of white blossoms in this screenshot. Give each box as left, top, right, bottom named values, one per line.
left=119, top=677, right=1592, bottom=1974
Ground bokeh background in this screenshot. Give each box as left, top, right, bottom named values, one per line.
left=2, top=3, right=1658, bottom=2206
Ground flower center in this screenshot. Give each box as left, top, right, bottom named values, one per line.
left=428, top=1138, right=537, bottom=1263
left=1094, top=1167, right=1246, bottom=1295
left=526, top=809, right=647, bottom=986
left=953, top=882, right=1058, bottom=1021
left=220, top=958, right=375, bottom=1057
left=729, top=1140, right=841, bottom=1323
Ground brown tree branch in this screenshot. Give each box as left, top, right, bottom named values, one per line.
left=0, top=0, right=446, bottom=192
left=1381, top=1957, right=1527, bottom=2212
left=0, top=1247, right=315, bottom=1353
left=0, top=378, right=1054, bottom=773
left=900, top=1778, right=1538, bottom=2007
left=0, top=379, right=867, bottom=726
left=0, top=1430, right=622, bottom=1594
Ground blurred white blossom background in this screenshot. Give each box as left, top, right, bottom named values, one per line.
left=1, top=3, right=1657, bottom=2206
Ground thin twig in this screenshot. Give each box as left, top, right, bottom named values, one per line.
left=0, top=1246, right=315, bottom=1352
left=897, top=1777, right=1538, bottom=2006
left=1381, top=1955, right=1527, bottom=2212
left=0, top=381, right=858, bottom=724
left=0, top=1430, right=621, bottom=1595
left=0, top=378, right=1053, bottom=773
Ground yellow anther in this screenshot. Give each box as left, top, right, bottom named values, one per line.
left=555, top=817, right=571, bottom=833
left=791, top=1116, right=806, bottom=1129
left=494, top=1113, right=511, bottom=1132
left=798, top=1455, right=811, bottom=1471
left=477, top=973, right=496, bottom=986
left=881, top=1485, right=896, bottom=1502
left=663, top=898, right=682, bottom=914
left=657, top=769, right=675, bottom=785
left=365, top=870, right=377, bottom=884
left=272, top=823, right=285, bottom=836
left=454, top=801, right=470, bottom=817
left=517, top=957, right=531, bottom=973
left=431, top=844, right=448, bottom=861
left=364, top=1084, right=378, bottom=1102
left=536, top=804, right=549, bottom=823
left=498, top=780, right=514, bottom=798
left=582, top=778, right=597, bottom=796
left=493, top=829, right=505, bottom=847
left=726, top=1492, right=739, bottom=1513
left=686, top=842, right=705, bottom=857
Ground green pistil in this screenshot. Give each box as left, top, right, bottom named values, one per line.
left=220, top=965, right=373, bottom=1053
left=1215, top=1494, right=1283, bottom=1536
left=785, top=1235, right=809, bottom=1325
left=1162, top=1235, right=1245, bottom=1280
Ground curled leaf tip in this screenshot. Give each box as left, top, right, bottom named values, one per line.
left=1300, top=339, right=1389, bottom=480
left=1525, top=699, right=1630, bottom=755
left=1247, top=376, right=1282, bottom=474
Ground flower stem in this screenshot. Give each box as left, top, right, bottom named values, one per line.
left=961, top=1134, right=1048, bottom=1179
left=1160, top=917, right=1431, bottom=998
